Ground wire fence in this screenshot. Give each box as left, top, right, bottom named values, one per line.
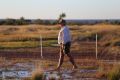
left=0, top=34, right=120, bottom=61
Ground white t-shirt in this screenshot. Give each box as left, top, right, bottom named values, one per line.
left=58, top=26, right=71, bottom=44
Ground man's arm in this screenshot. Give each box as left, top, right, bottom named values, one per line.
left=61, top=30, right=65, bottom=44
left=60, top=31, right=64, bottom=50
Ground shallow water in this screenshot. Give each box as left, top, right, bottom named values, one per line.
left=44, top=69, right=100, bottom=80
left=0, top=61, right=106, bottom=80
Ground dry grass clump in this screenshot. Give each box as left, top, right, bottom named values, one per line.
left=96, top=71, right=107, bottom=79
left=96, top=61, right=120, bottom=80
left=107, top=64, right=120, bottom=80
left=31, top=68, right=44, bottom=80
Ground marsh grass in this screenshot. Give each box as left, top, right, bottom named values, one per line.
left=0, top=24, right=120, bottom=54
left=0, top=40, right=58, bottom=49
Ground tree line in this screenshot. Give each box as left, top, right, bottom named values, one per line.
left=0, top=17, right=58, bottom=25
left=0, top=17, right=120, bottom=25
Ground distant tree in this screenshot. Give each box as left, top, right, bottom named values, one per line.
left=60, top=13, right=66, bottom=19
left=52, top=20, right=58, bottom=25
left=20, top=17, right=24, bottom=20
left=101, top=20, right=109, bottom=24
left=19, top=17, right=25, bottom=24
left=43, top=20, right=51, bottom=25
left=34, top=19, right=43, bottom=24
left=4, top=18, right=16, bottom=25
left=110, top=20, right=120, bottom=25
left=114, top=20, right=120, bottom=25
left=15, top=17, right=28, bottom=25
left=58, top=13, right=66, bottom=21
left=15, top=19, right=23, bottom=25
left=0, top=20, right=5, bottom=25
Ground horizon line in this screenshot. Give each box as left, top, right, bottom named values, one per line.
left=0, top=18, right=120, bottom=20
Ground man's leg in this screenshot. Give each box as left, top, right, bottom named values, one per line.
left=57, top=46, right=64, bottom=70
left=65, top=42, right=78, bottom=69
left=66, top=53, right=78, bottom=69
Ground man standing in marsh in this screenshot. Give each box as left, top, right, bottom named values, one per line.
left=56, top=19, right=78, bottom=70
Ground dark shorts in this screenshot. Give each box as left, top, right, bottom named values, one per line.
left=63, top=42, right=71, bottom=54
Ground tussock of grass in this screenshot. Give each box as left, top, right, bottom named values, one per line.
left=31, top=67, right=44, bottom=80
left=96, top=71, right=107, bottom=79
left=96, top=62, right=120, bottom=80
left=107, top=65, right=120, bottom=80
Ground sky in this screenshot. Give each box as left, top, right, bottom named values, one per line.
left=0, top=0, right=120, bottom=19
